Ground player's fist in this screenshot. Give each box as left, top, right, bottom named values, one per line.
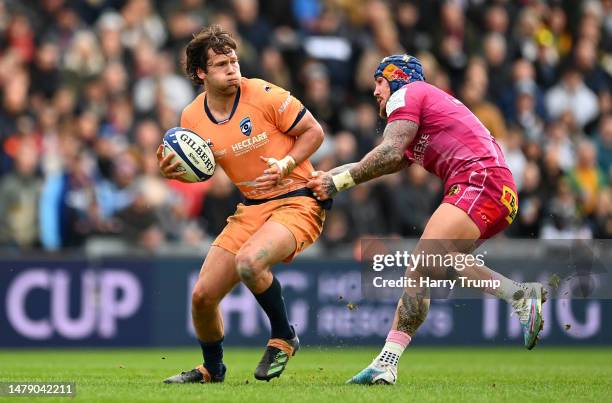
left=261, top=156, right=296, bottom=177
left=255, top=155, right=296, bottom=191
left=306, top=170, right=337, bottom=201
left=156, top=144, right=190, bottom=182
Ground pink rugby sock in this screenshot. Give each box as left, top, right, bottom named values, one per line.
left=375, top=330, right=411, bottom=367
left=386, top=330, right=411, bottom=348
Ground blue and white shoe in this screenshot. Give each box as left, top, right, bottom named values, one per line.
left=346, top=364, right=397, bottom=385
left=512, top=282, right=547, bottom=350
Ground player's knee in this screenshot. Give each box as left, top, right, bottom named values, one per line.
left=191, top=282, right=219, bottom=309
left=235, top=252, right=264, bottom=283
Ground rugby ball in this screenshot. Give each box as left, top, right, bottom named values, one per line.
left=162, top=127, right=216, bottom=182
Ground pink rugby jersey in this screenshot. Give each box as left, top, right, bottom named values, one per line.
left=386, top=81, right=508, bottom=183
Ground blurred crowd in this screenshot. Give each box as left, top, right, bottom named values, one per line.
left=0, top=0, right=611, bottom=256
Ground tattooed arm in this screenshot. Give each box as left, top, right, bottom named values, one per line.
left=348, top=119, right=417, bottom=184
left=307, top=119, right=418, bottom=200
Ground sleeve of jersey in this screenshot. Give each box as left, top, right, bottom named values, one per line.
left=386, top=86, right=422, bottom=125
left=180, top=110, right=193, bottom=130
left=264, top=83, right=306, bottom=134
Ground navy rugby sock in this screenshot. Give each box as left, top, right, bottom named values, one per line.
left=254, top=277, right=295, bottom=340
left=199, top=338, right=225, bottom=376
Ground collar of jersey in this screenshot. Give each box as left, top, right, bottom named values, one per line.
left=204, top=87, right=241, bottom=125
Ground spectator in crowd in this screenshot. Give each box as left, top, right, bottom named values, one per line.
left=594, top=114, right=612, bottom=177
left=574, top=37, right=610, bottom=94
left=500, top=58, right=547, bottom=133
left=233, top=0, right=272, bottom=52
left=389, top=165, right=440, bottom=237
left=540, top=145, right=567, bottom=201
left=591, top=188, right=612, bottom=238
left=459, top=77, right=507, bottom=140
left=545, top=120, right=575, bottom=172
left=433, top=0, right=477, bottom=85
left=133, top=50, right=194, bottom=115
left=260, top=47, right=293, bottom=90
left=39, top=142, right=105, bottom=250
left=483, top=32, right=511, bottom=104
left=301, top=62, right=342, bottom=133
left=541, top=178, right=593, bottom=239
left=514, top=81, right=546, bottom=142
left=500, top=127, right=527, bottom=191
left=0, top=135, right=41, bottom=249
left=545, top=67, right=599, bottom=130
left=512, top=162, right=545, bottom=238
left=567, top=139, right=608, bottom=217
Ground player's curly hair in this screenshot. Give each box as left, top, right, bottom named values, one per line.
left=185, top=25, right=237, bottom=86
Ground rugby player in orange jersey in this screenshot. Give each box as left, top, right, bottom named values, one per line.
left=158, top=25, right=328, bottom=384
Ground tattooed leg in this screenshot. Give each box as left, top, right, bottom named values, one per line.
left=394, top=291, right=430, bottom=336
left=347, top=266, right=429, bottom=384
left=365, top=243, right=432, bottom=374
left=392, top=270, right=431, bottom=336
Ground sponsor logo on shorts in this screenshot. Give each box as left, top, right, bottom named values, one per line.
left=500, top=185, right=518, bottom=224
left=447, top=184, right=461, bottom=196
left=239, top=117, right=252, bottom=137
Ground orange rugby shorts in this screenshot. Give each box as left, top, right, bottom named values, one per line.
left=212, top=196, right=325, bottom=262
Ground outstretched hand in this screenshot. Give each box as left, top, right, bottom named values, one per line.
left=306, top=171, right=338, bottom=201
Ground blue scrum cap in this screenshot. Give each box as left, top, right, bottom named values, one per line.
left=374, top=54, right=425, bottom=94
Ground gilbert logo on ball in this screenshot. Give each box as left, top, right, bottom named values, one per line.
left=162, top=127, right=216, bottom=182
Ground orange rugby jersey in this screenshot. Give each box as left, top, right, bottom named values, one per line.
left=180, top=78, right=316, bottom=199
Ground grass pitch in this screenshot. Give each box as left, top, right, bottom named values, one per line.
left=1, top=347, right=611, bottom=402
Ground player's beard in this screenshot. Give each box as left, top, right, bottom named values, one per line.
left=378, top=99, right=387, bottom=119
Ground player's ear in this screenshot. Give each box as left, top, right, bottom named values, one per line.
left=196, top=67, right=206, bottom=81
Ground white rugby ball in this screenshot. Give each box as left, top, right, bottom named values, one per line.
left=162, top=127, right=216, bottom=182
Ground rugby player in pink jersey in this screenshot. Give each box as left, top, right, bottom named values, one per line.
left=307, top=54, right=546, bottom=385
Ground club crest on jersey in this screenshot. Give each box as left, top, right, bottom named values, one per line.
left=239, top=117, right=252, bottom=136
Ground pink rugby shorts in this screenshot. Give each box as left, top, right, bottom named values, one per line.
left=442, top=167, right=518, bottom=239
